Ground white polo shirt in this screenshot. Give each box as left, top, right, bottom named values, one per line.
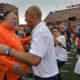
left=29, top=22, right=59, bottom=78
left=55, top=36, right=68, bottom=61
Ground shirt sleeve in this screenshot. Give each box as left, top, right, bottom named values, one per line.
left=29, top=32, right=48, bottom=57
left=20, top=36, right=31, bottom=45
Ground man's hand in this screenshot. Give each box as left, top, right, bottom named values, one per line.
left=0, top=45, right=9, bottom=55
left=13, top=63, right=24, bottom=75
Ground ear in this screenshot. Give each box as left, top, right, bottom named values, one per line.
left=31, top=14, right=36, bottom=19
left=31, top=15, right=34, bottom=19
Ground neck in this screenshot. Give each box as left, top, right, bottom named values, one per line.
left=4, top=22, right=9, bottom=26
left=32, top=19, right=42, bottom=30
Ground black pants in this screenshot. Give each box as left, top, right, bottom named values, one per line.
left=34, top=74, right=59, bottom=80
left=18, top=77, right=22, bottom=80
left=57, top=60, right=65, bottom=68
left=57, top=60, right=65, bottom=80
left=66, top=39, right=71, bottom=51
left=77, top=47, right=80, bottom=55
left=4, top=74, right=7, bottom=80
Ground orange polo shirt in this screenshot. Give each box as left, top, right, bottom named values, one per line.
left=0, top=23, right=29, bottom=80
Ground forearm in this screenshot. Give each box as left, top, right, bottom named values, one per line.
left=20, top=36, right=31, bottom=45
left=9, top=49, right=41, bottom=66
left=68, top=23, right=78, bottom=36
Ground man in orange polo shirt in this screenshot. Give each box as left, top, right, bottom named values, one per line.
left=0, top=11, right=30, bottom=80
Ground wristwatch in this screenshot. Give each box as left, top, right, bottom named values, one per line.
left=5, top=48, right=11, bottom=55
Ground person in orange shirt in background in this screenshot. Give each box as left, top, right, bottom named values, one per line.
left=60, top=23, right=64, bottom=29
left=0, top=11, right=31, bottom=80
left=59, top=22, right=66, bottom=36
left=76, top=37, right=80, bottom=58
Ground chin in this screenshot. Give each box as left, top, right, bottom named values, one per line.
left=28, top=24, right=32, bottom=28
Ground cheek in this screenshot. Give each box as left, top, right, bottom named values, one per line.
left=25, top=18, right=27, bottom=21
left=27, top=19, right=31, bottom=23
left=53, top=32, right=56, bottom=35
left=52, top=32, right=55, bottom=34
left=25, top=18, right=29, bottom=22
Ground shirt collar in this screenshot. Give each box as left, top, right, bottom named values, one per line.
left=1, top=23, right=15, bottom=31
left=32, top=21, right=46, bottom=33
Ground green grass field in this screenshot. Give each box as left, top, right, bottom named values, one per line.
left=22, top=46, right=80, bottom=80
left=60, top=46, right=80, bottom=80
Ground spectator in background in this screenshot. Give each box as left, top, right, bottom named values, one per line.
left=67, top=20, right=80, bottom=49
left=67, top=21, right=78, bottom=36
left=18, top=28, right=25, bottom=38
left=76, top=37, right=80, bottom=58
left=59, top=22, right=65, bottom=35
left=25, top=27, right=32, bottom=37
left=23, top=26, right=32, bottom=52
left=51, top=27, right=68, bottom=80
left=0, top=10, right=31, bottom=80
left=59, top=23, right=67, bottom=41
left=14, top=27, right=18, bottom=35
left=0, top=5, right=59, bottom=80
left=66, top=27, right=72, bottom=53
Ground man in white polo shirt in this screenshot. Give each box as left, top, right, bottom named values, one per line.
left=0, top=5, right=59, bottom=80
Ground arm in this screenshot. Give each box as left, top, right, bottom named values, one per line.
left=54, top=36, right=66, bottom=48
left=0, top=45, right=41, bottom=66
left=10, top=49, right=42, bottom=66
left=67, top=22, right=78, bottom=36
left=20, top=36, right=31, bottom=45
left=54, top=37, right=64, bottom=48
left=11, top=32, right=48, bottom=66
left=7, top=33, right=46, bottom=66
left=4, top=45, right=41, bottom=66
left=0, top=32, right=46, bottom=66
left=54, top=37, right=61, bottom=45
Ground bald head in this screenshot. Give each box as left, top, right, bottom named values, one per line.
left=25, top=5, right=42, bottom=29
left=26, top=5, right=42, bottom=19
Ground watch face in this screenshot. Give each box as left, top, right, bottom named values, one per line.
left=6, top=48, right=11, bottom=55
left=6, top=49, right=9, bottom=55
